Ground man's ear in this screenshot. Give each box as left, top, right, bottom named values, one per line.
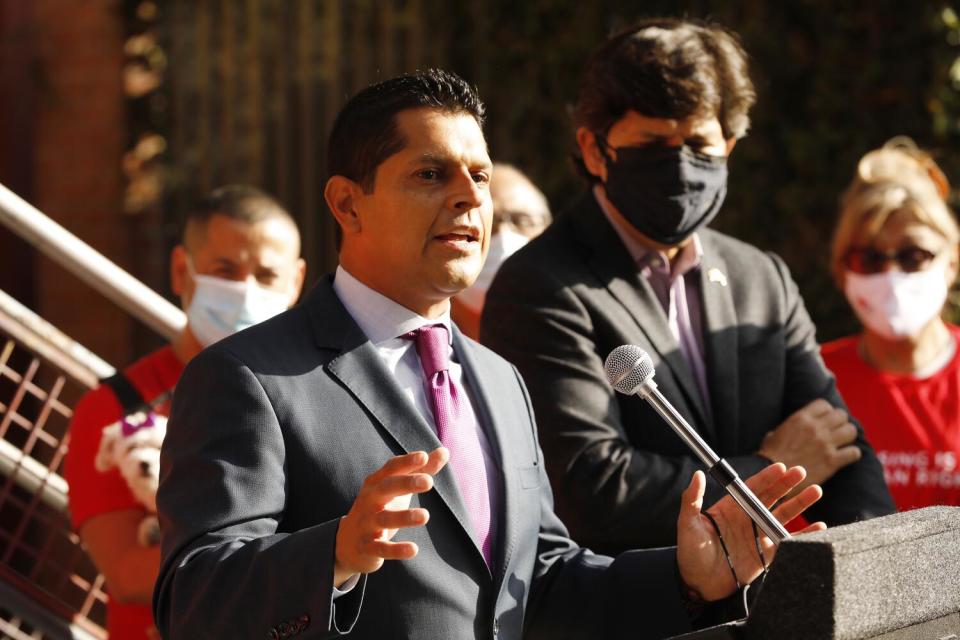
left=576, top=127, right=608, bottom=182
left=324, top=175, right=365, bottom=237
left=170, top=245, right=190, bottom=301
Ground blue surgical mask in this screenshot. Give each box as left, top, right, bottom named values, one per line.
left=185, top=260, right=291, bottom=347
left=457, top=227, right=530, bottom=313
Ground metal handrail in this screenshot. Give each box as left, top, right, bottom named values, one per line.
left=0, top=292, right=106, bottom=513
left=0, top=578, right=101, bottom=640
left=0, top=290, right=114, bottom=384
left=0, top=182, right=185, bottom=342
left=0, top=182, right=175, bottom=639
left=0, top=181, right=183, bottom=513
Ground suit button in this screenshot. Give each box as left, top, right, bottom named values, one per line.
left=493, top=618, right=500, bottom=637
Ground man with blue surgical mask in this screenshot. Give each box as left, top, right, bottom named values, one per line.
left=452, top=162, right=551, bottom=339
left=172, top=188, right=305, bottom=352
left=65, top=184, right=304, bottom=640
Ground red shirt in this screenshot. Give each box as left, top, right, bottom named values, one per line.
left=821, top=325, right=960, bottom=511
left=65, top=346, right=183, bottom=640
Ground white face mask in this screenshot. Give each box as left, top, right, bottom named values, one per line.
left=186, top=262, right=292, bottom=347
left=843, top=260, right=949, bottom=340
left=456, top=227, right=530, bottom=313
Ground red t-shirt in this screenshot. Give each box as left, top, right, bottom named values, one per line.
left=65, top=346, right=183, bottom=640
left=821, top=325, right=960, bottom=512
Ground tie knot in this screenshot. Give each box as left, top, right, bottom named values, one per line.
left=405, top=324, right=450, bottom=378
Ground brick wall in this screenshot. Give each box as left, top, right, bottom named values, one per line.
left=30, top=0, right=134, bottom=367
left=0, top=1, right=38, bottom=310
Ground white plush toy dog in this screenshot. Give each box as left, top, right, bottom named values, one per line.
left=94, top=411, right=167, bottom=546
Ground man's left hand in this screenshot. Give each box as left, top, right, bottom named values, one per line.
left=676, top=463, right=826, bottom=602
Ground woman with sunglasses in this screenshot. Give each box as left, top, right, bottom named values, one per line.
left=822, top=139, right=960, bottom=511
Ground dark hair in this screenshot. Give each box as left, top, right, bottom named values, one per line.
left=575, top=17, right=755, bottom=147
left=326, top=69, right=486, bottom=192
left=181, top=184, right=297, bottom=248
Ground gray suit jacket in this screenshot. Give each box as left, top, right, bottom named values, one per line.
left=481, top=193, right=895, bottom=554
left=153, top=276, right=693, bottom=639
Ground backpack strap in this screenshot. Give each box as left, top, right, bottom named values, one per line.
left=100, top=372, right=150, bottom=416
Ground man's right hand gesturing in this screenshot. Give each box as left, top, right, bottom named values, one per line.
left=334, top=447, right=449, bottom=588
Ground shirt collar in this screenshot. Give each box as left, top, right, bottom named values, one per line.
left=333, top=265, right=453, bottom=346
left=592, top=185, right=703, bottom=279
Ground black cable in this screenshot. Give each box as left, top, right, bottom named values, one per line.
left=751, top=519, right=768, bottom=575
left=702, top=511, right=741, bottom=591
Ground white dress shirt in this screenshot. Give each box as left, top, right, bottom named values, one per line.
left=333, top=265, right=502, bottom=531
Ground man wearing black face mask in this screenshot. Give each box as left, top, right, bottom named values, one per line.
left=482, top=17, right=895, bottom=554
left=595, top=135, right=729, bottom=245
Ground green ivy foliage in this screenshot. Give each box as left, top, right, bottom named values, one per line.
left=432, top=0, right=960, bottom=340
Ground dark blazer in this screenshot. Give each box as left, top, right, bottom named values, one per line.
left=481, top=193, right=895, bottom=555
left=153, top=276, right=693, bottom=640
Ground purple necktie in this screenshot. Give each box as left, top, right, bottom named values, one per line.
left=406, top=325, right=492, bottom=567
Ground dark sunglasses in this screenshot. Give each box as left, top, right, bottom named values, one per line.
left=843, top=245, right=939, bottom=275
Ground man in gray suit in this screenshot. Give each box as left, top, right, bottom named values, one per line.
left=153, top=69, right=823, bottom=640
left=482, top=18, right=895, bottom=556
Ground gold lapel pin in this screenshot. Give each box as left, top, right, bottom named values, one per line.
left=707, top=268, right=728, bottom=287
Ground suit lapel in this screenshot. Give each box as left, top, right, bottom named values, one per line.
left=697, top=233, right=740, bottom=453
left=453, top=329, right=517, bottom=582
left=307, top=278, right=479, bottom=563
left=570, top=196, right=711, bottom=434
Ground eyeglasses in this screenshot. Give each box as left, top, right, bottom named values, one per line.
left=843, top=245, right=939, bottom=275
left=495, top=210, right=550, bottom=233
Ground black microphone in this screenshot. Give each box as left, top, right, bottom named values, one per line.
left=604, top=344, right=790, bottom=543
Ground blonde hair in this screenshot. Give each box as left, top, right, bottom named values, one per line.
left=830, top=137, right=959, bottom=285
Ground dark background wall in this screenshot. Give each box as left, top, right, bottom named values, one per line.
left=443, top=0, right=960, bottom=341
left=2, top=0, right=960, bottom=365
left=0, top=0, right=133, bottom=366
